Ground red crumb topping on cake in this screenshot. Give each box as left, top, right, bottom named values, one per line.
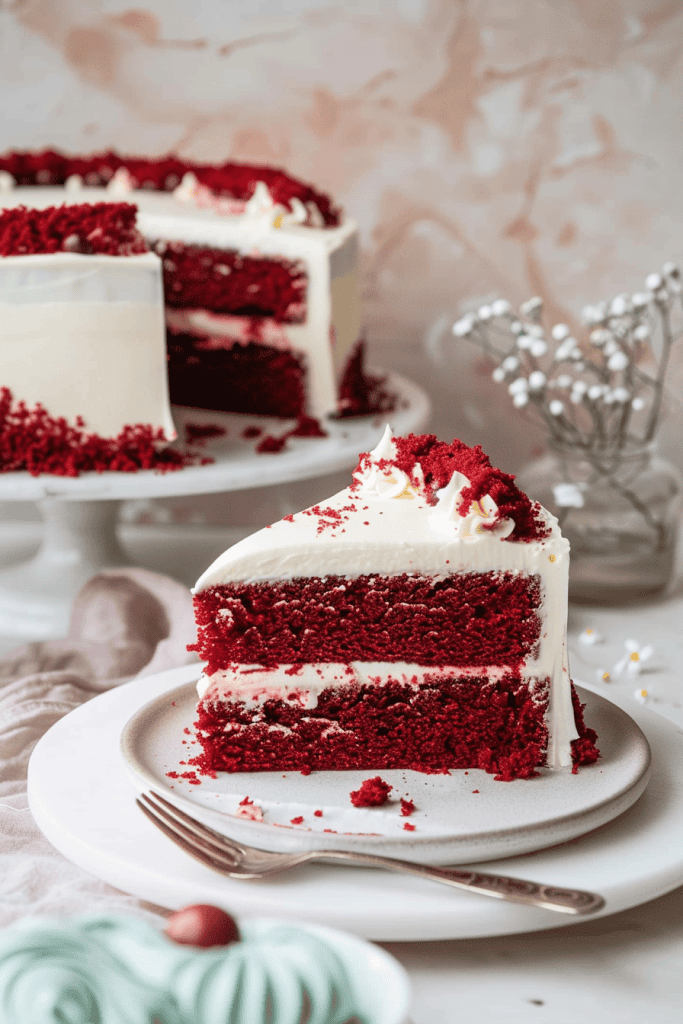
left=190, top=572, right=541, bottom=672
left=1, top=149, right=341, bottom=226
left=353, top=433, right=548, bottom=542
left=290, top=816, right=304, bottom=825
left=350, top=777, right=392, bottom=807
left=0, top=388, right=199, bottom=476
left=157, top=240, right=306, bottom=321
left=0, top=202, right=146, bottom=256
left=403, top=822, right=416, bottom=831
left=400, top=798, right=415, bottom=817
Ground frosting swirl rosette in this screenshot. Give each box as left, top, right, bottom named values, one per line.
left=0, top=915, right=365, bottom=1024
left=0, top=916, right=180, bottom=1024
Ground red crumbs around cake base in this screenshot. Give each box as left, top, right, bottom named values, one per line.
left=336, top=341, right=396, bottom=418
left=0, top=388, right=201, bottom=476
left=191, top=675, right=553, bottom=781
left=350, top=777, right=392, bottom=807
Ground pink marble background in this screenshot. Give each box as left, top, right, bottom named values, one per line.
left=1, top=0, right=682, bottom=523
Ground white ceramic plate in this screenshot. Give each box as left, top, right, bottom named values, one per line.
left=27, top=664, right=683, bottom=941
left=120, top=677, right=650, bottom=865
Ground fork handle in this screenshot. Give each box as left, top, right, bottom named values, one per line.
left=316, top=850, right=604, bottom=915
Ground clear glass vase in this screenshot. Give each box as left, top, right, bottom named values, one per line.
left=517, top=443, right=682, bottom=604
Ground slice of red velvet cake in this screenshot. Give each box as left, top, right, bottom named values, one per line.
left=189, top=428, right=598, bottom=781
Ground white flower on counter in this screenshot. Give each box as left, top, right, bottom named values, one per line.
left=578, top=627, right=603, bottom=645
left=633, top=688, right=650, bottom=704
left=614, top=639, right=654, bottom=677
left=595, top=669, right=611, bottom=683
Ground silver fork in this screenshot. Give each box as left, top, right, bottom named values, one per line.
left=136, top=792, right=604, bottom=916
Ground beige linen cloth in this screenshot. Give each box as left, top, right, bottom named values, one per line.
left=0, top=568, right=197, bottom=926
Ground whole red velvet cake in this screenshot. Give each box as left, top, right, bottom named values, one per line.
left=0, top=149, right=390, bottom=423
left=189, top=428, right=599, bottom=781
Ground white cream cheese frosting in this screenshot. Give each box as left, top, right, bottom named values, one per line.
left=1, top=183, right=360, bottom=421
left=0, top=251, right=175, bottom=440
left=194, top=427, right=578, bottom=767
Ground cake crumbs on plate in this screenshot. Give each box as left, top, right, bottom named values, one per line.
left=350, top=776, right=392, bottom=807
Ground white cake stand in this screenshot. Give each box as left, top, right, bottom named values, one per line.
left=0, top=370, right=430, bottom=643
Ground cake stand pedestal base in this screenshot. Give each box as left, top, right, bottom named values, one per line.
left=0, top=499, right=128, bottom=642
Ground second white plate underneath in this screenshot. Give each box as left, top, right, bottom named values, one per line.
left=120, top=676, right=651, bottom=865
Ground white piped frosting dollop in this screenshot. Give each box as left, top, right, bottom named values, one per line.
left=430, top=472, right=515, bottom=540
left=0, top=171, right=15, bottom=192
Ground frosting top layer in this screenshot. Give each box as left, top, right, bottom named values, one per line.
left=194, top=428, right=563, bottom=590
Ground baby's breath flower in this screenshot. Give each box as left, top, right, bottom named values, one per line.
left=520, top=296, right=543, bottom=320
left=632, top=396, right=646, bottom=411
left=633, top=324, right=650, bottom=341
left=589, top=328, right=610, bottom=346
left=611, top=387, right=631, bottom=403
left=549, top=399, right=565, bottom=416
left=512, top=392, right=529, bottom=408
left=554, top=340, right=576, bottom=361
left=478, top=304, right=493, bottom=321
left=510, top=320, right=523, bottom=334
left=607, top=350, right=629, bottom=372
left=587, top=384, right=605, bottom=401
left=452, top=315, right=475, bottom=337
left=508, top=377, right=529, bottom=395
left=631, top=292, right=650, bottom=309
left=492, top=366, right=506, bottom=383
left=646, top=272, right=663, bottom=291
left=603, top=338, right=619, bottom=357
left=610, top=294, right=631, bottom=316
left=516, top=334, right=533, bottom=350
left=556, top=374, right=573, bottom=389
left=530, top=339, right=548, bottom=357
left=551, top=323, right=570, bottom=341
left=502, top=355, right=519, bottom=372
left=491, top=298, right=510, bottom=316
left=528, top=370, right=547, bottom=391
left=662, top=261, right=679, bottom=278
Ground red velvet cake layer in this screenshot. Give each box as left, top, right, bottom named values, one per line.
left=192, top=675, right=552, bottom=781
left=1, top=149, right=341, bottom=227
left=0, top=202, right=146, bottom=256
left=190, top=572, right=542, bottom=673
left=156, top=241, right=306, bottom=321
left=167, top=333, right=307, bottom=418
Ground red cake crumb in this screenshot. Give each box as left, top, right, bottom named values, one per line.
left=352, top=433, right=549, bottom=542
left=290, top=816, right=304, bottom=825
left=403, top=822, right=416, bottom=832
left=400, top=798, right=415, bottom=817
left=0, top=388, right=202, bottom=476
left=185, top=422, right=227, bottom=446
left=472, top=789, right=480, bottom=793
left=314, top=809, right=323, bottom=817
left=242, top=426, right=262, bottom=439
left=0, top=202, right=146, bottom=256
left=256, top=433, right=288, bottom=454
left=289, top=415, right=327, bottom=438
left=350, top=777, right=392, bottom=807
left=1, top=149, right=341, bottom=227
left=570, top=684, right=600, bottom=772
